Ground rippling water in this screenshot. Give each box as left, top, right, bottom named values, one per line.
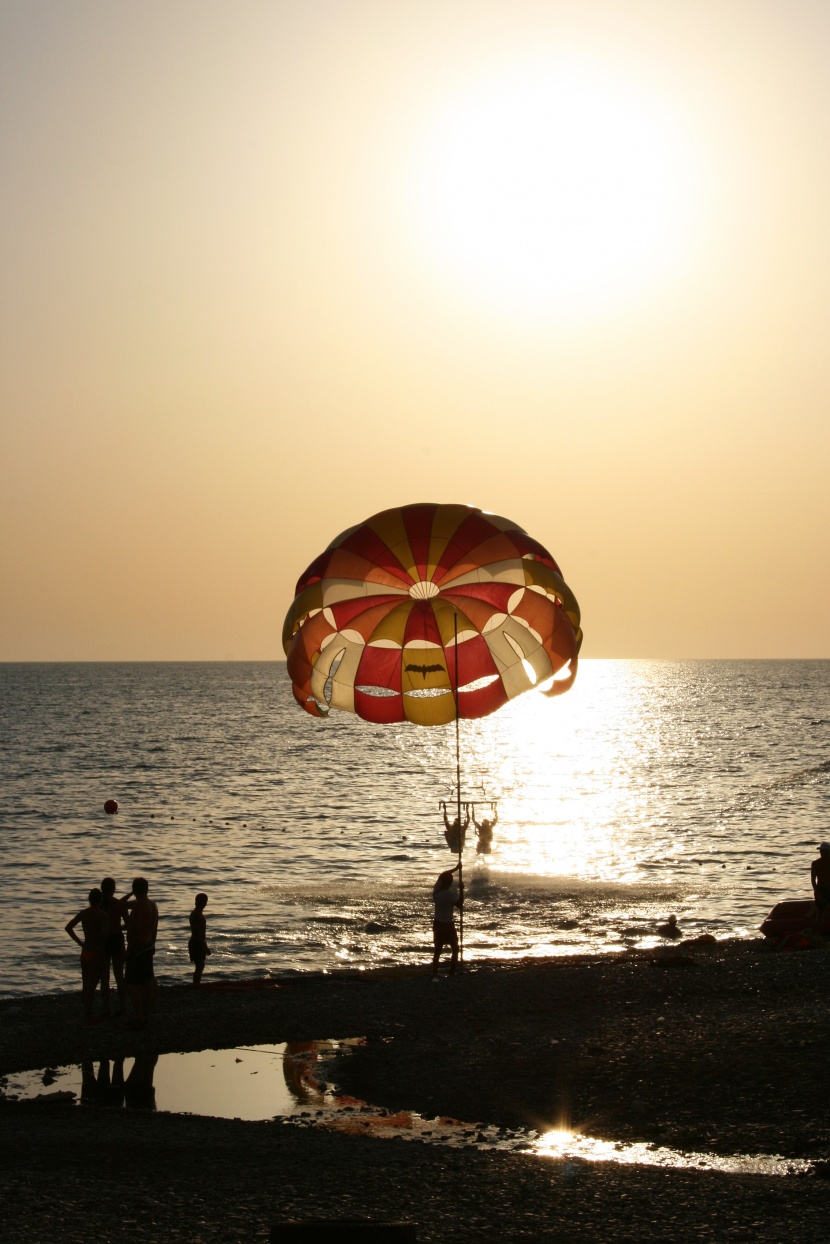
left=0, top=660, right=827, bottom=996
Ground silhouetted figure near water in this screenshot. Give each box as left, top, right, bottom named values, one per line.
left=188, top=892, right=211, bottom=986
left=100, top=877, right=128, bottom=1016
left=431, top=866, right=463, bottom=977
left=65, top=888, right=109, bottom=1025
left=811, top=843, right=830, bottom=929
left=442, top=802, right=469, bottom=853
left=125, top=877, right=158, bottom=1028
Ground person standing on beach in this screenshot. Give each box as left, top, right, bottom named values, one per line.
left=431, top=866, right=463, bottom=977
left=65, top=888, right=110, bottom=1025
left=100, top=877, right=129, bottom=1016
left=811, top=843, right=830, bottom=926
left=125, top=877, right=158, bottom=1028
left=188, top=892, right=210, bottom=986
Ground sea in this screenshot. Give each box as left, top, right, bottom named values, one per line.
left=1, top=660, right=827, bottom=998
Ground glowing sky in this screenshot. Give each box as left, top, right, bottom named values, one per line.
left=1, top=0, right=828, bottom=659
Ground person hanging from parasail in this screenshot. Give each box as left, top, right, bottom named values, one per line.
left=472, top=802, right=498, bottom=854
left=441, top=801, right=470, bottom=853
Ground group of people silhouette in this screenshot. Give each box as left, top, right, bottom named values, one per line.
left=64, top=836, right=830, bottom=1011
left=65, top=877, right=210, bottom=1026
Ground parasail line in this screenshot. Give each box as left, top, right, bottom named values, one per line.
left=454, top=611, right=463, bottom=970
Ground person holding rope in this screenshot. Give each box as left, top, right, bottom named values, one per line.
left=431, top=864, right=463, bottom=978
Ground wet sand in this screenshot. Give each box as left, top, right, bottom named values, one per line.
left=1, top=940, right=829, bottom=1242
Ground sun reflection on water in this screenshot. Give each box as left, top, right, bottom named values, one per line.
left=463, top=661, right=663, bottom=883
left=532, top=1126, right=809, bottom=1176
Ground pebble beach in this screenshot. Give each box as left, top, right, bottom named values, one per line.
left=2, top=939, right=829, bottom=1242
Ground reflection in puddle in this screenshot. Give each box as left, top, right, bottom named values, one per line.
left=0, top=1041, right=361, bottom=1121
left=0, top=1040, right=811, bottom=1177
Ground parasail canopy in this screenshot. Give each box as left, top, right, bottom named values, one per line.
left=282, top=502, right=582, bottom=726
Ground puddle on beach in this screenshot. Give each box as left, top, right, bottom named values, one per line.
left=1, top=1039, right=810, bottom=1178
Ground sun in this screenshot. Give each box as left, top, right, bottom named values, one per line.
left=406, top=53, right=703, bottom=324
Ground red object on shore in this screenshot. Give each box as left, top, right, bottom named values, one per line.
left=104, top=799, right=118, bottom=815
left=759, top=899, right=826, bottom=938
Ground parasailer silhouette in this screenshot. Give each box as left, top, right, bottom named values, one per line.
left=473, top=802, right=499, bottom=854
left=441, top=800, right=470, bottom=853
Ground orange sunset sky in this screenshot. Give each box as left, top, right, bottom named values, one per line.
left=1, top=1, right=828, bottom=661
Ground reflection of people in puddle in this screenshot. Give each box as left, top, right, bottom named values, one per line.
left=103, top=1057, right=125, bottom=1108
left=80, top=1058, right=126, bottom=1108
left=65, top=888, right=109, bottom=1025
left=283, top=1041, right=325, bottom=1104
left=81, top=1060, right=98, bottom=1105
left=124, top=1053, right=158, bottom=1110
left=657, top=914, right=682, bottom=939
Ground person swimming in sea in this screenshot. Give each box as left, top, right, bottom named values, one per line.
left=657, top=914, right=682, bottom=939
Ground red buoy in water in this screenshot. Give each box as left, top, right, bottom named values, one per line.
left=104, top=799, right=118, bottom=815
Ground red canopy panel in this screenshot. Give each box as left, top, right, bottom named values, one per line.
left=354, top=686, right=405, bottom=723
left=403, top=600, right=444, bottom=649
left=430, top=511, right=514, bottom=581
left=356, top=644, right=403, bottom=691
left=401, top=503, right=440, bottom=580
left=458, top=676, right=509, bottom=718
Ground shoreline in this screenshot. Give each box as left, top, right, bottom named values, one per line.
left=2, top=939, right=829, bottom=1242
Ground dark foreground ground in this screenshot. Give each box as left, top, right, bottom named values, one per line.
left=1, top=940, right=829, bottom=1242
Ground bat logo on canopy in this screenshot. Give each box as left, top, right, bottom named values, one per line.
left=405, top=662, right=445, bottom=679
